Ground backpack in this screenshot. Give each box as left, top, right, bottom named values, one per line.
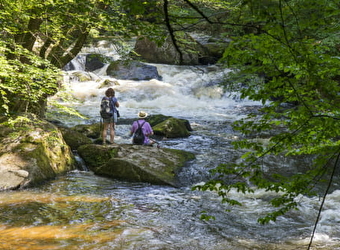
left=133, top=121, right=145, bottom=145
left=100, top=97, right=113, bottom=119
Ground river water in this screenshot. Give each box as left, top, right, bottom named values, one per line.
left=1, top=47, right=340, bottom=249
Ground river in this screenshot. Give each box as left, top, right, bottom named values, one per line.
left=1, top=47, right=340, bottom=249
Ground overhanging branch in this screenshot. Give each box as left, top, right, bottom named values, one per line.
left=163, top=0, right=183, bottom=64
left=308, top=147, right=340, bottom=249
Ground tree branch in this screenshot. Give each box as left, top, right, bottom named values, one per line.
left=163, top=0, right=183, bottom=64
left=308, top=148, right=340, bottom=249
left=182, top=0, right=213, bottom=24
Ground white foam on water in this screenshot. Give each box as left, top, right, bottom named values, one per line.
left=58, top=62, right=261, bottom=122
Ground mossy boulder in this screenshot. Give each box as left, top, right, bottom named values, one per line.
left=70, top=71, right=94, bottom=82
left=59, top=127, right=93, bottom=150
left=76, top=144, right=119, bottom=170
left=134, top=35, right=205, bottom=65
left=85, top=53, right=106, bottom=71
left=0, top=115, right=76, bottom=191
left=98, top=79, right=120, bottom=89
left=62, top=115, right=192, bottom=144
left=147, top=114, right=172, bottom=126
left=146, top=114, right=192, bottom=137
left=77, top=144, right=195, bottom=187
left=72, top=123, right=101, bottom=139
left=152, top=117, right=191, bottom=138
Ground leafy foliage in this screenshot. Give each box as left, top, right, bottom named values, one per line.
left=0, top=0, right=165, bottom=117
left=0, top=0, right=234, bottom=117
left=194, top=0, right=340, bottom=225
left=0, top=41, right=60, bottom=116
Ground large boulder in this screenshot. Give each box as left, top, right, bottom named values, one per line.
left=106, top=60, right=162, bottom=80
left=77, top=144, right=195, bottom=187
left=72, top=123, right=101, bottom=139
left=134, top=35, right=203, bottom=65
left=61, top=123, right=104, bottom=147
left=130, top=114, right=192, bottom=138
left=152, top=117, right=191, bottom=138
left=134, top=34, right=230, bottom=65
left=60, top=115, right=192, bottom=147
left=59, top=127, right=93, bottom=150
left=63, top=53, right=110, bottom=72
left=85, top=53, right=106, bottom=71
left=0, top=115, right=76, bottom=191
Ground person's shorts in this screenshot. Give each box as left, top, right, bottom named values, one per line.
left=103, top=113, right=117, bottom=124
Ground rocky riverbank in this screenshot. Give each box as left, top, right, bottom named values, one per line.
left=0, top=114, right=194, bottom=190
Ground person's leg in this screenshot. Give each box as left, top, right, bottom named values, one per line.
left=109, top=122, right=115, bottom=144
left=102, top=123, right=108, bottom=144
left=110, top=113, right=118, bottom=144
left=145, top=138, right=157, bottom=146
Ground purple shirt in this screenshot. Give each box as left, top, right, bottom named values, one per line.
left=131, top=119, right=153, bottom=144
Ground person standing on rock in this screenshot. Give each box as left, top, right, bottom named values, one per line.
left=100, top=88, right=119, bottom=145
left=130, top=111, right=156, bottom=146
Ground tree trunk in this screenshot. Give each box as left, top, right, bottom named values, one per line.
left=47, top=28, right=89, bottom=68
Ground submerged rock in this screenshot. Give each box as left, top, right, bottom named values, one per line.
left=77, top=144, right=195, bottom=187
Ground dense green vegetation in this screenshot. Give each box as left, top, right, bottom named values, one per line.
left=1, top=0, right=340, bottom=247
left=0, top=0, right=163, bottom=116
left=193, top=0, right=340, bottom=247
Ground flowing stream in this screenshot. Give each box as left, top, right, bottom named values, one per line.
left=1, top=46, right=340, bottom=249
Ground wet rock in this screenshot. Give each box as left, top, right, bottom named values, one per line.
left=85, top=54, right=105, bottom=71
left=59, top=127, right=93, bottom=150
left=134, top=36, right=203, bottom=65
left=0, top=114, right=77, bottom=191
left=106, top=60, right=162, bottom=80
left=134, top=35, right=229, bottom=65
left=57, top=114, right=193, bottom=186
left=134, top=114, right=192, bottom=137
left=69, top=71, right=94, bottom=82
left=98, top=79, right=120, bottom=89
left=152, top=117, right=191, bottom=138
left=77, top=144, right=195, bottom=187
left=72, top=123, right=101, bottom=139
left=61, top=115, right=191, bottom=146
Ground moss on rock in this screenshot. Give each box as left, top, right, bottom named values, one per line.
left=77, top=144, right=119, bottom=171
left=153, top=118, right=191, bottom=138
left=60, top=127, right=92, bottom=150
left=78, top=144, right=195, bottom=187
left=72, top=123, right=101, bottom=139
left=0, top=114, right=76, bottom=190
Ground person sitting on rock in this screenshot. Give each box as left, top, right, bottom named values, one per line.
left=130, top=111, right=156, bottom=146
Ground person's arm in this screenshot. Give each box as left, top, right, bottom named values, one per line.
left=129, top=121, right=136, bottom=136
left=145, top=123, right=154, bottom=136
left=112, top=97, right=119, bottom=108
left=146, top=131, right=154, bottom=136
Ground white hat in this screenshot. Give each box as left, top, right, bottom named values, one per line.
left=137, top=111, right=148, bottom=118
